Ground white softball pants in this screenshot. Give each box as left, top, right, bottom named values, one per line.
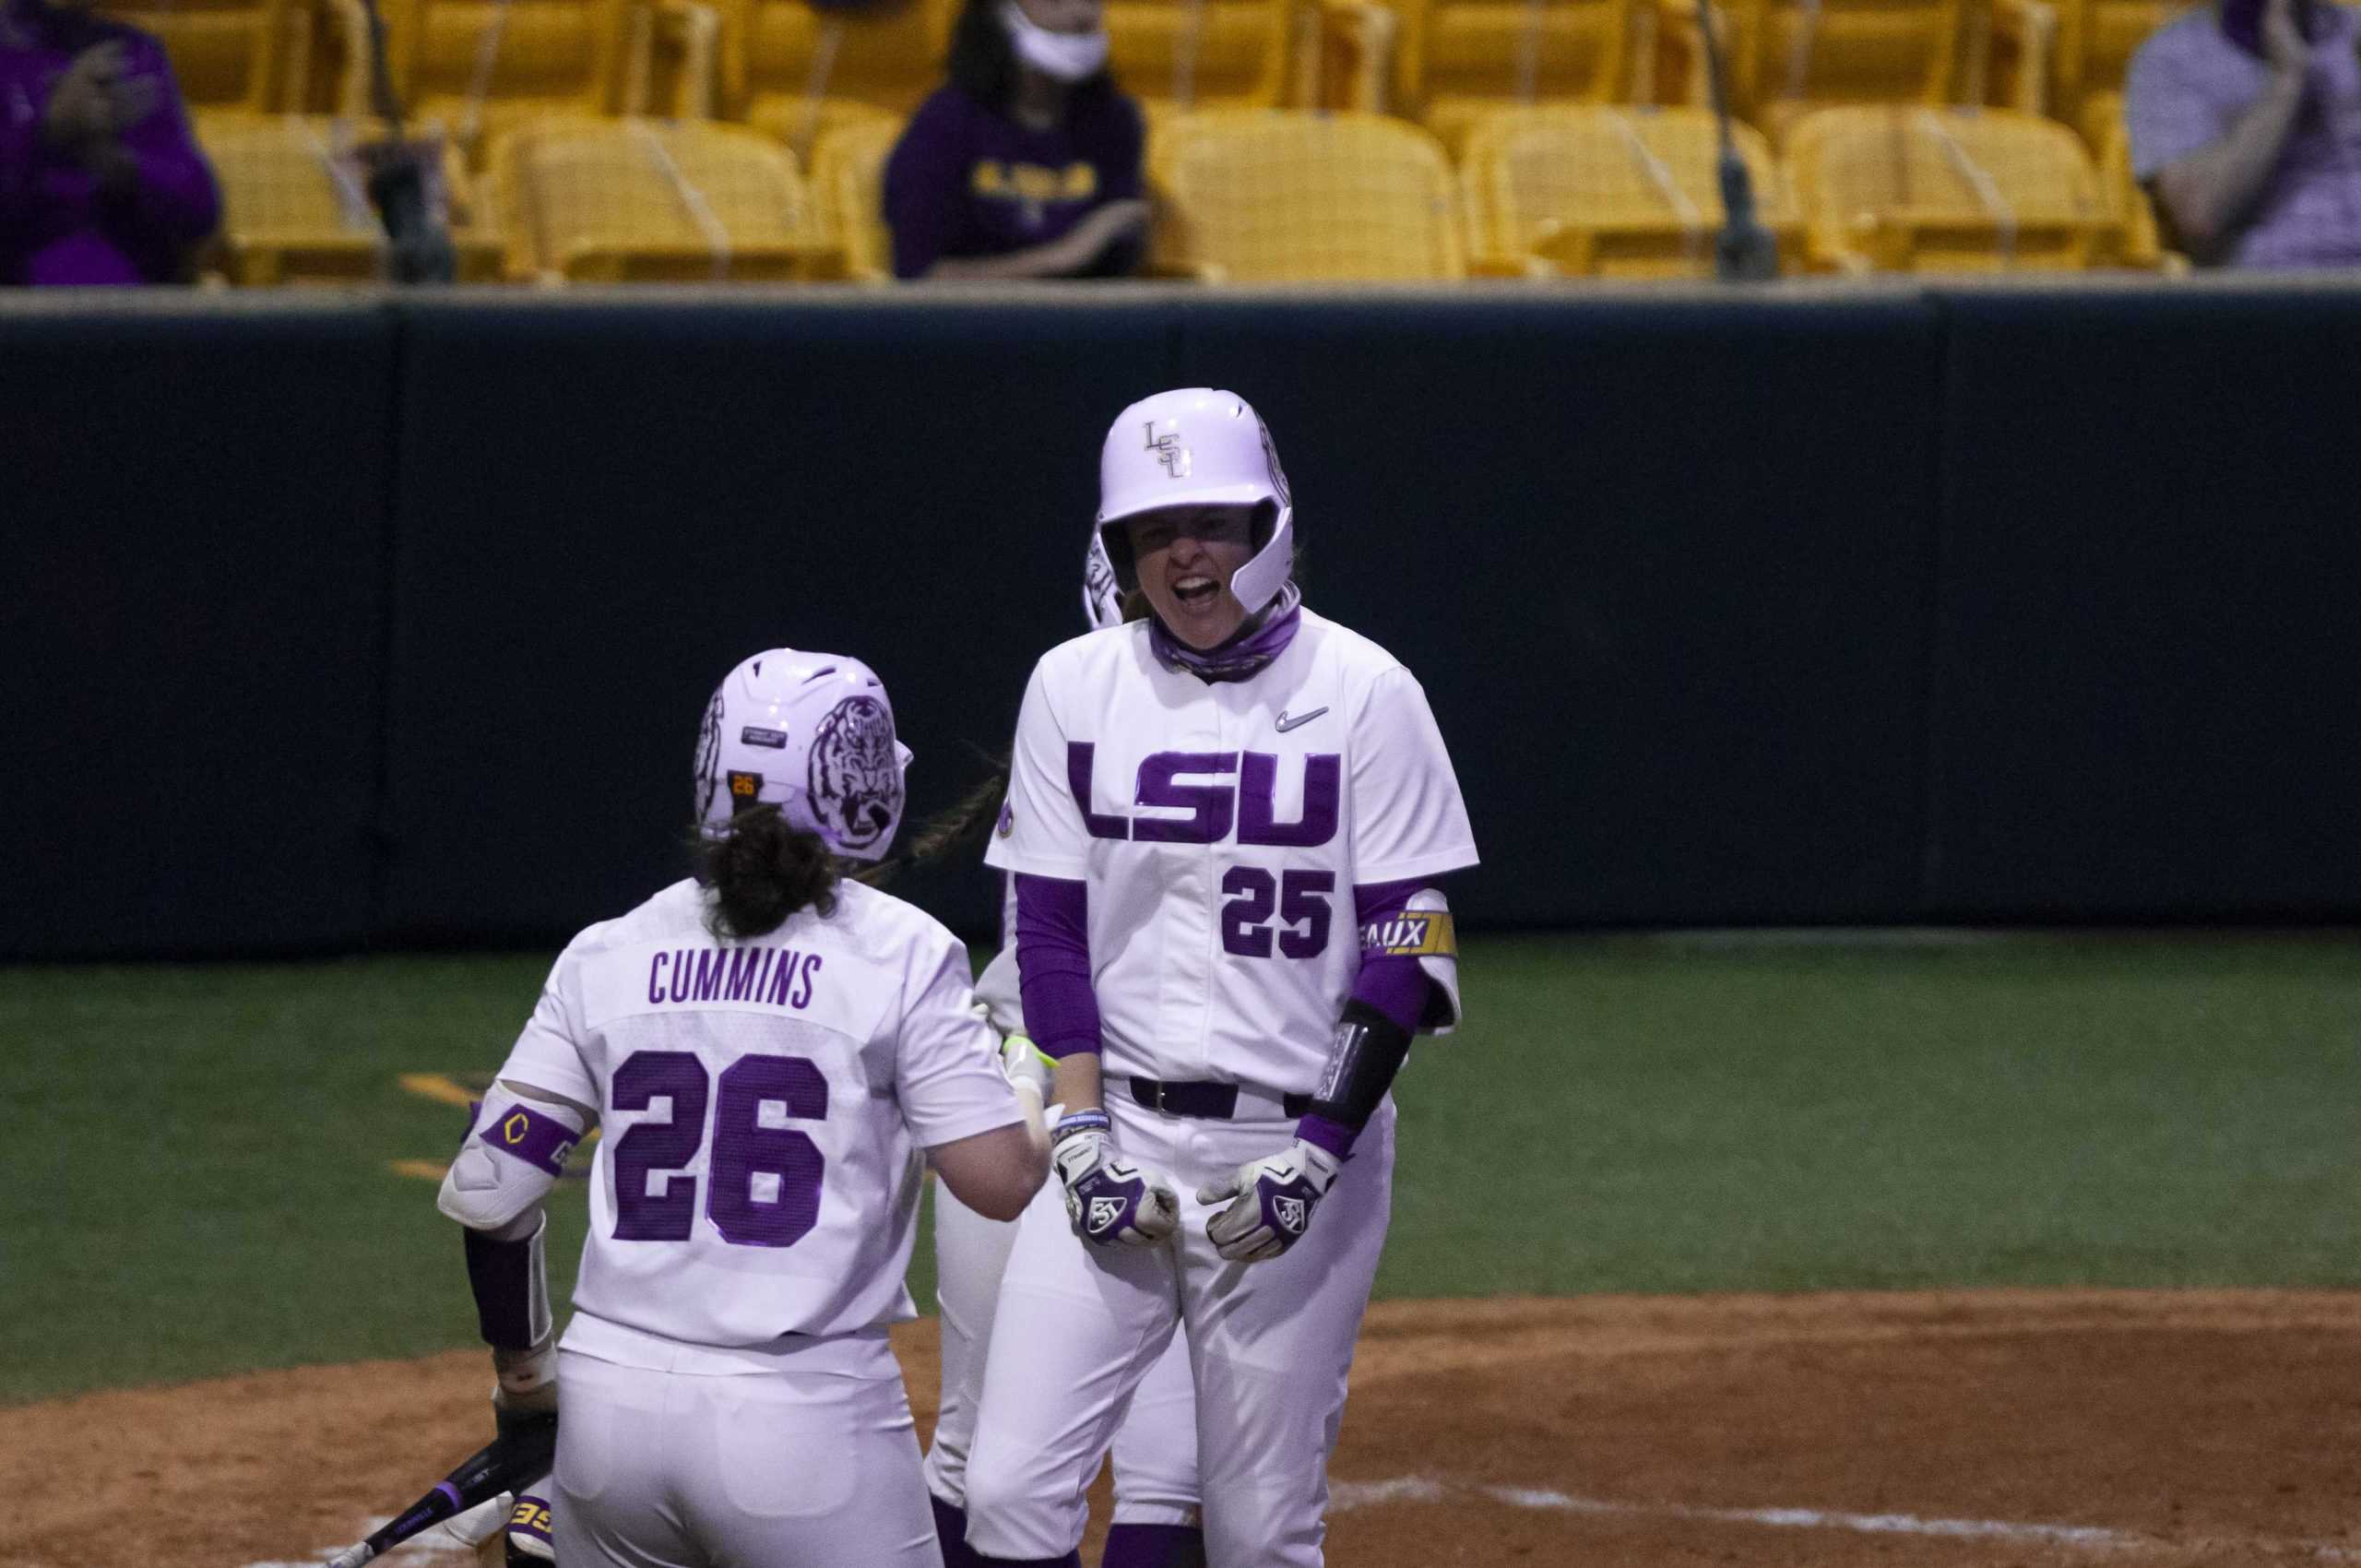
left=927, top=1175, right=1204, bottom=1528
left=552, top=1348, right=940, bottom=1568
left=964, top=1099, right=1395, bottom=1566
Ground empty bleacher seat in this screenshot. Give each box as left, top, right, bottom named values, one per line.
left=1151, top=107, right=1463, bottom=279
left=1395, top=0, right=1650, bottom=151
left=721, top=0, right=945, bottom=157
left=499, top=117, right=839, bottom=279
left=1786, top=103, right=2108, bottom=269
left=1109, top=0, right=1298, bottom=109
left=1659, top=0, right=1980, bottom=138
left=196, top=112, right=505, bottom=279
left=1460, top=103, right=1797, bottom=275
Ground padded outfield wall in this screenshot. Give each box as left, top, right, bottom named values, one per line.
left=6, top=280, right=2358, bottom=958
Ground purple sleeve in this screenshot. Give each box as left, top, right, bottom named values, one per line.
left=883, top=98, right=966, bottom=280
left=1347, top=877, right=1434, bottom=1033
left=1013, top=872, right=1102, bottom=1060
left=107, top=42, right=218, bottom=247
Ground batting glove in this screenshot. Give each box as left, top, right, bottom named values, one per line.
left=1000, top=1032, right=1052, bottom=1101
left=1053, top=1111, right=1179, bottom=1247
left=1197, top=1139, right=1342, bottom=1264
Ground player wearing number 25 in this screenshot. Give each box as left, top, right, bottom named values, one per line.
left=435, top=650, right=1050, bottom=1568
left=965, top=390, right=1479, bottom=1568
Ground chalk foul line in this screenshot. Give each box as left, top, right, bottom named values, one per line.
left=1328, top=1477, right=2361, bottom=1562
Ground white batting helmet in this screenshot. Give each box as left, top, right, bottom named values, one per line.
left=694, top=648, right=912, bottom=863
left=1096, top=387, right=1294, bottom=617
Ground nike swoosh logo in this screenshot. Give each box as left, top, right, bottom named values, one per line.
left=1275, top=707, right=1329, bottom=733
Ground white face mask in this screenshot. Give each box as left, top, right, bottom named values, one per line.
left=1000, top=0, right=1109, bottom=81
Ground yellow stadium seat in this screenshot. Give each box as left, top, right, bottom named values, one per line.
left=2090, top=101, right=2175, bottom=267
left=501, top=117, right=840, bottom=279
left=810, top=114, right=901, bottom=279
left=1993, top=0, right=2180, bottom=127
left=1658, top=0, right=1979, bottom=137
left=1109, top=0, right=1297, bottom=110
left=196, top=112, right=504, bottom=280
left=364, top=0, right=706, bottom=155
left=1394, top=0, right=1651, bottom=152
left=720, top=0, right=947, bottom=159
left=1460, top=103, right=1798, bottom=276
left=100, top=0, right=312, bottom=112
left=1786, top=103, right=2108, bottom=269
left=1151, top=108, right=1463, bottom=279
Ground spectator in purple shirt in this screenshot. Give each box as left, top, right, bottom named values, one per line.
left=2126, top=0, right=2361, bottom=266
left=0, top=0, right=219, bottom=284
left=883, top=0, right=1147, bottom=280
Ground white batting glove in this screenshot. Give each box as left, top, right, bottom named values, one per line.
left=1052, top=1111, right=1180, bottom=1246
left=1197, top=1139, right=1342, bottom=1264
left=999, top=1032, right=1052, bottom=1102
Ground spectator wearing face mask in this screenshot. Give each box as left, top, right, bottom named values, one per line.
left=2127, top=0, right=2361, bottom=266
left=0, top=0, right=219, bottom=284
left=884, top=0, right=1146, bottom=280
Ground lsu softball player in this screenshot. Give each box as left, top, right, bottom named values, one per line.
left=965, top=389, right=1478, bottom=1567
left=926, top=537, right=1206, bottom=1568
left=436, top=647, right=1049, bottom=1568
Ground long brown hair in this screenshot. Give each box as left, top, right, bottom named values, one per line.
left=695, top=806, right=839, bottom=938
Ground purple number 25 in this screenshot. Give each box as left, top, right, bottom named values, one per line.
left=610, top=1050, right=827, bottom=1248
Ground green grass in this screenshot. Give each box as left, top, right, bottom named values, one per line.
left=5, top=934, right=2359, bottom=1405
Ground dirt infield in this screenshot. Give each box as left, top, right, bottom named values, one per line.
left=6, top=1290, right=2359, bottom=1568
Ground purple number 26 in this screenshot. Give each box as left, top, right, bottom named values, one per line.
left=610, top=1050, right=828, bottom=1248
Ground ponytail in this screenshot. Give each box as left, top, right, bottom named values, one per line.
left=695, top=805, right=839, bottom=939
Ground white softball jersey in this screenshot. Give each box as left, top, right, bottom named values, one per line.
left=496, top=876, right=1024, bottom=1366
left=983, top=607, right=1479, bottom=1087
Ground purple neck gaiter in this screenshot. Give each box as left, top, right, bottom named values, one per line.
left=2221, top=0, right=2319, bottom=57
left=1149, top=581, right=1304, bottom=683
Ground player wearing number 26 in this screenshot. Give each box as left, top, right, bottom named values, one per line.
left=435, top=649, right=1049, bottom=1568
left=964, top=390, right=1478, bottom=1567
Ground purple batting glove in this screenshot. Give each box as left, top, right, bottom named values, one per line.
left=1197, top=1139, right=1341, bottom=1263
left=1052, top=1111, right=1180, bottom=1247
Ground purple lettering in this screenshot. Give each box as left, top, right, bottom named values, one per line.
left=647, top=951, right=669, bottom=1004
left=694, top=949, right=725, bottom=1002
left=1238, top=753, right=1340, bottom=848
left=1066, top=743, right=1132, bottom=840
left=767, top=950, right=798, bottom=1006
left=1133, top=752, right=1240, bottom=844
left=670, top=949, right=696, bottom=1003
left=725, top=946, right=761, bottom=1002
left=753, top=947, right=777, bottom=1000
left=793, top=953, right=821, bottom=1009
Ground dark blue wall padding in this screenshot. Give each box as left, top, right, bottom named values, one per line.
left=1925, top=287, right=2361, bottom=919
left=0, top=299, right=396, bottom=957
left=8, top=283, right=2361, bottom=959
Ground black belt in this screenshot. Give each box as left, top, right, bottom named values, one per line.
left=1127, top=1076, right=1312, bottom=1120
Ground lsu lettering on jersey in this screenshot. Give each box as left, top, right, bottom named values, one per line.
left=495, top=877, right=1022, bottom=1362
left=984, top=608, right=1478, bottom=1091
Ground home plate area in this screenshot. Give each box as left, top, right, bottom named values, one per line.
left=10, top=1289, right=2361, bottom=1568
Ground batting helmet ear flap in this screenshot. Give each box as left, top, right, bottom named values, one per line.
left=1097, top=518, right=1140, bottom=594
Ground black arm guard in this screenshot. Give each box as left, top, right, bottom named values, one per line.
left=462, top=1212, right=551, bottom=1353
left=1307, top=1000, right=1414, bottom=1133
